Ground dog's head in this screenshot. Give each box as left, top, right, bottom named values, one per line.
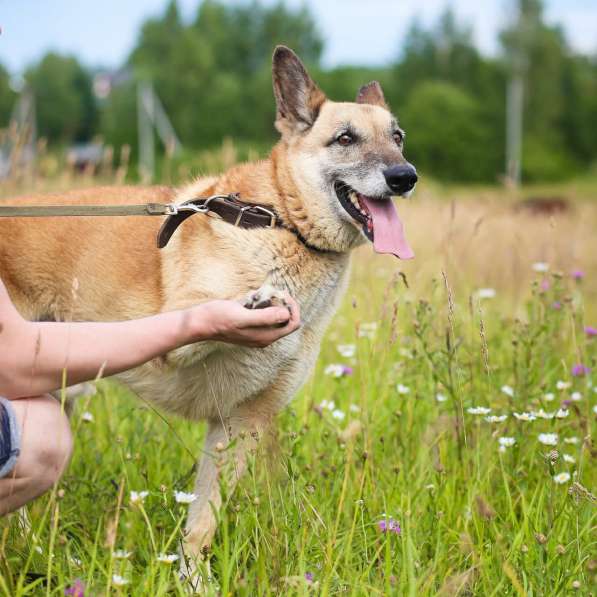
left=272, top=46, right=416, bottom=259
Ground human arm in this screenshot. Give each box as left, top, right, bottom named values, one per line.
left=0, top=279, right=300, bottom=399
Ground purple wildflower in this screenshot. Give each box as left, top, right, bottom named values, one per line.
left=65, top=579, right=85, bottom=597
left=540, top=278, right=550, bottom=292
left=378, top=516, right=401, bottom=534
left=342, top=365, right=353, bottom=376
left=572, top=364, right=590, bottom=377
left=585, top=326, right=597, bottom=338
left=552, top=301, right=562, bottom=310
left=305, top=572, right=314, bottom=582
left=561, top=399, right=571, bottom=408
left=571, top=270, right=584, bottom=280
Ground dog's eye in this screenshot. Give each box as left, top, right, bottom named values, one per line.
left=337, top=133, right=354, bottom=146
left=393, top=131, right=403, bottom=145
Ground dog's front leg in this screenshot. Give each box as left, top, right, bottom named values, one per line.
left=180, top=394, right=278, bottom=584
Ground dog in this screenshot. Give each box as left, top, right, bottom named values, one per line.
left=0, top=46, right=417, bottom=578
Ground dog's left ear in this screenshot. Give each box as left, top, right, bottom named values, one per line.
left=272, top=45, right=326, bottom=134
left=356, top=81, right=389, bottom=110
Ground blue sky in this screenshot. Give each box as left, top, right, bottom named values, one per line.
left=0, top=0, right=595, bottom=73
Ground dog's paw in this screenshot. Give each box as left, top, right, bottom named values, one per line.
left=243, top=284, right=288, bottom=310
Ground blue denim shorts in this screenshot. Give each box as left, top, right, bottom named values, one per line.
left=0, top=397, right=20, bottom=478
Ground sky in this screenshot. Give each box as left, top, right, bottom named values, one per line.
left=0, top=0, right=595, bottom=74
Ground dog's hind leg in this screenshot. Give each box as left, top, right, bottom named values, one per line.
left=179, top=392, right=280, bottom=585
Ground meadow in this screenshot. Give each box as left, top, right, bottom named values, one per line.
left=0, top=157, right=596, bottom=595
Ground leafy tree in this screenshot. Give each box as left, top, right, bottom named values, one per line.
left=0, top=63, right=16, bottom=126
left=26, top=53, right=97, bottom=143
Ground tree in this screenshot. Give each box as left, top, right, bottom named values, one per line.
left=26, top=53, right=97, bottom=143
left=0, top=63, right=16, bottom=126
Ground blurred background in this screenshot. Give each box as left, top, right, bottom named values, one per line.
left=0, top=0, right=596, bottom=185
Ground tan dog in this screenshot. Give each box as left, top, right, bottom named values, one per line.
left=0, top=46, right=417, bottom=577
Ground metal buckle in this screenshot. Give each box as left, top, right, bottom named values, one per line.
left=251, top=205, right=277, bottom=227
left=234, top=205, right=253, bottom=227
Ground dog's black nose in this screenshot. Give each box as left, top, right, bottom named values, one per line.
left=383, top=164, right=418, bottom=195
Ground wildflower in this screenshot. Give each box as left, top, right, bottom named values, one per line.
left=467, top=406, right=491, bottom=415
left=532, top=262, right=549, bottom=272
left=476, top=288, right=496, bottom=299
left=571, top=391, right=582, bottom=401
left=498, top=437, right=515, bottom=447
left=337, top=344, right=356, bottom=358
left=540, top=278, right=550, bottom=291
left=324, top=363, right=352, bottom=378
left=538, top=433, right=558, bottom=446
left=398, top=347, right=413, bottom=359
left=174, top=491, right=197, bottom=504
left=571, top=269, right=584, bottom=280
left=563, top=454, right=576, bottom=464
left=532, top=409, right=554, bottom=420
left=320, top=400, right=335, bottom=411
left=378, top=515, right=401, bottom=534
left=553, top=472, right=571, bottom=484
left=501, top=385, right=514, bottom=397
left=156, top=553, right=179, bottom=564
left=112, top=575, right=129, bottom=587
left=513, top=412, right=536, bottom=422
left=358, top=322, right=377, bottom=339
left=436, top=393, right=448, bottom=402
left=552, top=301, right=562, bottom=310
left=563, top=437, right=579, bottom=445
left=571, top=364, right=590, bottom=377
left=396, top=383, right=410, bottom=395
left=544, top=392, right=555, bottom=401
left=81, top=412, right=94, bottom=423
left=594, top=405, right=597, bottom=415
left=555, top=408, right=569, bottom=419
left=349, top=404, right=360, bottom=413
left=113, top=550, right=132, bottom=559
left=331, top=409, right=346, bottom=421
left=485, top=415, right=508, bottom=423
left=64, top=579, right=85, bottom=597
left=129, top=490, right=149, bottom=504
left=584, top=326, right=597, bottom=338
left=305, top=572, right=314, bottom=583
left=556, top=380, right=571, bottom=390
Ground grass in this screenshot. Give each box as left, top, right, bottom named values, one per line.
left=0, top=173, right=596, bottom=595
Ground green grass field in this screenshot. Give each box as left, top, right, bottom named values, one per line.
left=1, top=181, right=596, bottom=595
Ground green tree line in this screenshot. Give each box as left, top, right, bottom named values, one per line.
left=1, top=0, right=596, bottom=182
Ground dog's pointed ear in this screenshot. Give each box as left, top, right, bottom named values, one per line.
left=356, top=81, right=389, bottom=110
left=272, top=45, right=326, bottom=134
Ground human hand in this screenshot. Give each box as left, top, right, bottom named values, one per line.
left=192, top=294, right=301, bottom=348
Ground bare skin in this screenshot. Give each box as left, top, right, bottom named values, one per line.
left=0, top=278, right=300, bottom=515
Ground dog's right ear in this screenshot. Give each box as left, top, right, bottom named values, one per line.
left=272, top=45, right=326, bottom=135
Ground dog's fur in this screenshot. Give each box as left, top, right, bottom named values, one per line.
left=0, top=47, right=414, bottom=575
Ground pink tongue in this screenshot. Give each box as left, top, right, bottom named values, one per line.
left=359, top=196, right=414, bottom=260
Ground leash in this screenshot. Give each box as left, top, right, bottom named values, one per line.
left=0, top=194, right=282, bottom=249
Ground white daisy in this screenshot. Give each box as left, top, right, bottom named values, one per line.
left=130, top=490, right=149, bottom=504
left=467, top=406, right=491, bottom=415
left=396, top=384, right=410, bottom=395
left=571, top=391, right=582, bottom=401
left=563, top=454, right=576, bottom=464
left=112, top=575, right=129, bottom=586
left=553, top=472, right=571, bottom=484
left=556, top=380, right=571, bottom=390
left=320, top=400, right=335, bottom=411
left=485, top=415, right=508, bottom=423
left=331, top=409, right=346, bottom=421
left=501, top=385, right=514, bottom=397
left=532, top=409, right=555, bottom=420
left=476, top=288, right=496, bottom=299
left=174, top=491, right=197, bottom=504
left=514, top=412, right=536, bottom=422
left=563, top=437, right=579, bottom=445
left=436, top=393, right=448, bottom=403
left=81, top=411, right=94, bottom=422
left=555, top=408, right=569, bottom=418
left=538, top=433, right=558, bottom=446
left=156, top=553, right=179, bottom=564
left=544, top=392, right=555, bottom=402
left=324, top=364, right=345, bottom=378
left=532, top=262, right=549, bottom=272
left=113, top=549, right=132, bottom=559
left=337, top=344, right=356, bottom=358
left=349, top=404, right=360, bottom=413
left=498, top=437, right=516, bottom=447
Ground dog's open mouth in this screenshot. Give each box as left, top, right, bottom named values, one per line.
left=334, top=181, right=414, bottom=260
